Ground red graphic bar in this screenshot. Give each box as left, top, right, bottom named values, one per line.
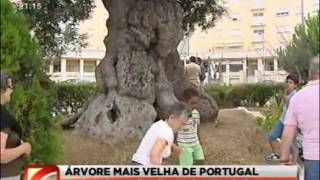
left=24, top=165, right=60, bottom=180
left=60, top=177, right=297, bottom=180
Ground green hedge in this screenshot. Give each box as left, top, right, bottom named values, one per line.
left=205, top=83, right=284, bottom=108
left=55, top=82, right=97, bottom=115
left=55, top=83, right=284, bottom=115
left=205, top=85, right=234, bottom=108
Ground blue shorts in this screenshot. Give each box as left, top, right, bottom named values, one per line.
left=305, top=160, right=320, bottom=180
left=267, top=121, right=284, bottom=142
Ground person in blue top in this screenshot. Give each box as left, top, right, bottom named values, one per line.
left=265, top=74, right=299, bottom=161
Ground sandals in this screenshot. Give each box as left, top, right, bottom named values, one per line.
left=265, top=153, right=280, bottom=161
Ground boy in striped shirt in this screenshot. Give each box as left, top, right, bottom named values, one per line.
left=177, top=88, right=205, bottom=165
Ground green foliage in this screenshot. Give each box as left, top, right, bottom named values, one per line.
left=248, top=84, right=283, bottom=107
left=278, top=13, right=320, bottom=83
left=205, top=85, right=233, bottom=107
left=178, top=0, right=225, bottom=34
left=257, top=104, right=283, bottom=131
left=55, top=82, right=96, bottom=115
left=1, top=0, right=62, bottom=164
left=205, top=84, right=284, bottom=108
left=12, top=0, right=95, bottom=58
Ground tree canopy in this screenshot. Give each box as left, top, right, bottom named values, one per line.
left=178, top=0, right=225, bottom=34
left=14, top=0, right=95, bottom=58
left=278, top=13, right=320, bottom=83
left=14, top=0, right=224, bottom=58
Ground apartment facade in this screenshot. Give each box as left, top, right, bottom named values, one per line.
left=42, top=0, right=318, bottom=84
left=182, top=0, right=319, bottom=85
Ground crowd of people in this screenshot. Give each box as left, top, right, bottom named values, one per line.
left=0, top=55, right=319, bottom=180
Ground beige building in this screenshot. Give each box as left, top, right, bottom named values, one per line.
left=183, top=0, right=319, bottom=85
left=43, top=0, right=318, bottom=83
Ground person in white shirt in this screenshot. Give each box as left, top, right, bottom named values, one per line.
left=131, top=102, right=191, bottom=165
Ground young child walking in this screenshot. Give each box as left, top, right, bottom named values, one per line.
left=177, top=88, right=205, bottom=165
left=131, top=102, right=191, bottom=165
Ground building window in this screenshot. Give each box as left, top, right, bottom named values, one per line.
left=230, top=64, right=243, bottom=72
left=253, top=25, right=264, bottom=34
left=215, top=64, right=227, bottom=73
left=53, top=61, right=61, bottom=72
left=248, top=60, right=258, bottom=76
left=264, top=58, right=274, bottom=71
left=220, top=64, right=226, bottom=73
left=276, top=9, right=289, bottom=16
left=66, top=60, right=80, bottom=72
left=84, top=60, right=96, bottom=72
left=228, top=46, right=242, bottom=52
left=252, top=26, right=264, bottom=42
left=231, top=29, right=242, bottom=36
left=252, top=43, right=264, bottom=51
left=253, top=29, right=264, bottom=34
left=230, top=13, right=241, bottom=21
left=253, top=12, right=264, bottom=17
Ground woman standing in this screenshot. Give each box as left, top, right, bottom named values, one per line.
left=0, top=71, right=32, bottom=179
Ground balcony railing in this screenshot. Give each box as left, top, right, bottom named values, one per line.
left=196, top=49, right=276, bottom=59
left=62, top=49, right=105, bottom=59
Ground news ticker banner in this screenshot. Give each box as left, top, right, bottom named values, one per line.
left=24, top=165, right=298, bottom=180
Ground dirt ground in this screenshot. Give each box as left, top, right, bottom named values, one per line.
left=62, top=109, right=272, bottom=165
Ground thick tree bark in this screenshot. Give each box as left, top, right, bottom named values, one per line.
left=76, top=0, right=219, bottom=143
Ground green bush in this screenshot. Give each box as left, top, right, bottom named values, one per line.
left=205, top=83, right=283, bottom=108
left=55, top=82, right=96, bottom=115
left=205, top=85, right=234, bottom=108
left=229, top=85, right=252, bottom=107
left=249, top=83, right=283, bottom=107
left=1, top=0, right=62, bottom=164
left=257, top=104, right=283, bottom=131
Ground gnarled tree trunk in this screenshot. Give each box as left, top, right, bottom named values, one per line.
left=76, top=0, right=219, bottom=144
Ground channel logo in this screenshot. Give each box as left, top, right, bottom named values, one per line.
left=24, top=165, right=60, bottom=180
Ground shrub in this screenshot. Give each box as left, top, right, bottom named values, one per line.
left=55, top=82, right=96, bottom=115
left=204, top=85, right=234, bottom=108
left=229, top=85, right=252, bottom=107
left=205, top=83, right=283, bottom=108
left=249, top=83, right=283, bottom=107
left=1, top=0, right=62, bottom=164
